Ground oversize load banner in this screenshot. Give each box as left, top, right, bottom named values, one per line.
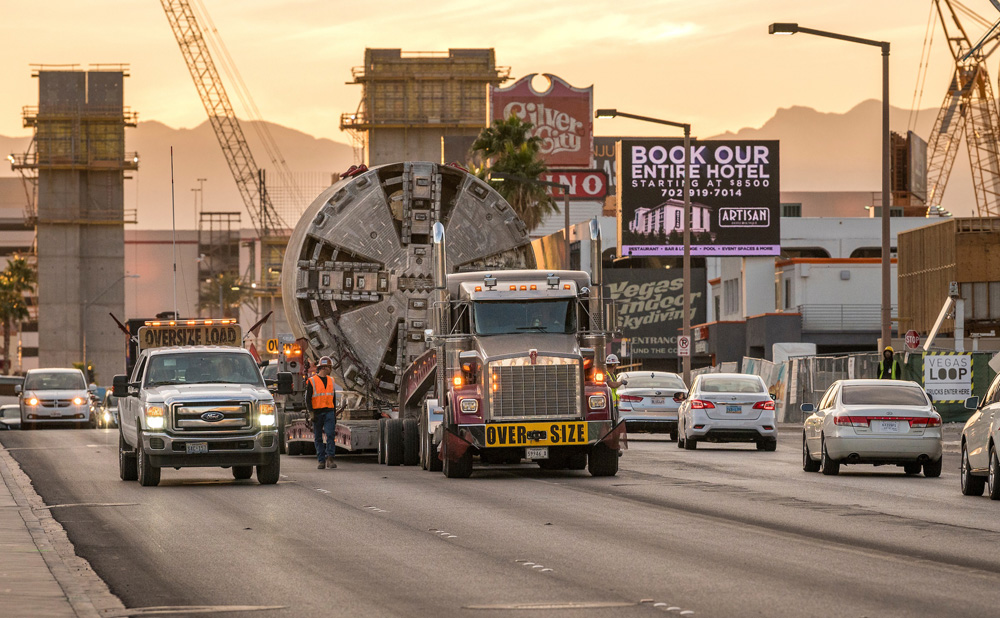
left=138, top=325, right=242, bottom=350
left=618, top=139, right=780, bottom=256
left=604, top=268, right=706, bottom=358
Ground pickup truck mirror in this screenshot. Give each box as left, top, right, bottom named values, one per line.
left=276, top=372, right=293, bottom=395
left=14, top=384, right=21, bottom=395
left=112, top=375, right=130, bottom=398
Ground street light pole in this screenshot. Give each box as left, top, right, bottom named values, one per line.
left=769, top=22, right=892, bottom=347
left=594, top=109, right=693, bottom=385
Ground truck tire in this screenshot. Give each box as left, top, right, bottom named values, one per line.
left=119, top=430, right=137, bottom=481
left=588, top=444, right=619, bottom=477
left=377, top=418, right=387, bottom=464
left=443, top=441, right=473, bottom=478
left=136, top=430, right=161, bottom=487
left=232, top=466, right=254, bottom=480
left=257, top=452, right=280, bottom=485
left=385, top=418, right=404, bottom=466
left=420, top=414, right=443, bottom=472
left=402, top=418, right=420, bottom=466
left=278, top=414, right=287, bottom=455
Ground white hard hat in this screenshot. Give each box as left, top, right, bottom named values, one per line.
left=318, top=356, right=333, bottom=367
left=605, top=354, right=620, bottom=365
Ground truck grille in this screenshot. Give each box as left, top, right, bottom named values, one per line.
left=171, top=402, right=252, bottom=432
left=488, top=362, right=581, bottom=420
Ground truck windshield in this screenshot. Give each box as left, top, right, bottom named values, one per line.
left=145, top=353, right=265, bottom=387
left=473, top=300, right=576, bottom=335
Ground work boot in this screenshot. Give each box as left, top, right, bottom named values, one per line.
left=317, top=461, right=325, bottom=469
left=325, top=456, right=337, bottom=469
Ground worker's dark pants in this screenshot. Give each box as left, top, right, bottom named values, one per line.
left=313, top=410, right=337, bottom=461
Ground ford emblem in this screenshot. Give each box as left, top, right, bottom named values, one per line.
left=201, top=411, right=225, bottom=422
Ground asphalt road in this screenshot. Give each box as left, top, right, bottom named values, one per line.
left=3, top=427, right=1000, bottom=618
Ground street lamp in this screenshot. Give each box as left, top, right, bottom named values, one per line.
left=595, top=109, right=692, bottom=385
left=81, top=274, right=140, bottom=377
left=769, top=22, right=893, bottom=347
left=489, top=172, right=573, bottom=267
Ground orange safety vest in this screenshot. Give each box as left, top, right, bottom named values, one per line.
left=308, top=375, right=336, bottom=410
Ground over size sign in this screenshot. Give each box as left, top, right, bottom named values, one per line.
left=922, top=352, right=972, bottom=403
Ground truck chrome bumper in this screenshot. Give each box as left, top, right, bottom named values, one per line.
left=143, top=430, right=278, bottom=468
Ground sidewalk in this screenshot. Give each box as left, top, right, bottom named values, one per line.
left=0, top=445, right=125, bottom=618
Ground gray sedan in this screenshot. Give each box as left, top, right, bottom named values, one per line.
left=617, top=371, right=687, bottom=440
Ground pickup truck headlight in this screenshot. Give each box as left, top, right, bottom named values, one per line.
left=588, top=395, right=607, bottom=410
left=145, top=405, right=165, bottom=430
left=259, top=403, right=276, bottom=427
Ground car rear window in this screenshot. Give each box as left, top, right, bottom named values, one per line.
left=623, top=374, right=686, bottom=390
left=841, top=385, right=929, bottom=406
left=700, top=377, right=765, bottom=393
left=24, top=372, right=86, bottom=390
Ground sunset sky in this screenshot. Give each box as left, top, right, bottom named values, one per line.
left=0, top=0, right=984, bottom=141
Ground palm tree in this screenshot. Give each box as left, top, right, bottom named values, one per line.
left=198, top=272, right=253, bottom=319
left=471, top=115, right=558, bottom=233
left=0, top=256, right=36, bottom=375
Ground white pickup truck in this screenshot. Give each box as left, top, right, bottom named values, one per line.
left=113, top=320, right=291, bottom=486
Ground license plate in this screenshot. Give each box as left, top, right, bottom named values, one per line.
left=526, top=447, right=548, bottom=460
left=726, top=405, right=742, bottom=414
left=185, top=442, right=209, bottom=454
left=652, top=397, right=665, bottom=404
left=873, top=420, right=900, bottom=434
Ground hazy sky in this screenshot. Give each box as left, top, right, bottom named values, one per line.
left=0, top=0, right=988, bottom=140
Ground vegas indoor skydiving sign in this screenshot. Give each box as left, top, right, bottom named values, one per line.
left=617, top=139, right=780, bottom=257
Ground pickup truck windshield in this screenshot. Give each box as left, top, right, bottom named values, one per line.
left=474, top=299, right=576, bottom=335
left=24, top=372, right=86, bottom=390
left=145, top=353, right=264, bottom=387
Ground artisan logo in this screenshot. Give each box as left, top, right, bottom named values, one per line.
left=718, top=207, right=770, bottom=227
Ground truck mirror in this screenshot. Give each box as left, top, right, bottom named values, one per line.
left=112, top=375, right=130, bottom=398
left=276, top=372, right=294, bottom=395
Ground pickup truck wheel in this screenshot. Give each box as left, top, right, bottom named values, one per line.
left=232, top=465, right=253, bottom=480
left=136, top=430, right=160, bottom=487
left=257, top=452, right=280, bottom=485
left=588, top=444, right=619, bottom=477
left=385, top=419, right=404, bottom=466
left=402, top=418, right=420, bottom=466
left=119, top=430, right=137, bottom=481
left=442, top=441, right=472, bottom=478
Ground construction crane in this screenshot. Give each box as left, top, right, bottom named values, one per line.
left=925, top=0, right=1000, bottom=217
left=160, top=0, right=288, bottom=236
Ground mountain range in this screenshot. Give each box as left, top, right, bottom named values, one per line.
left=0, top=99, right=978, bottom=229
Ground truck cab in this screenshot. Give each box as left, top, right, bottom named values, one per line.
left=114, top=319, right=289, bottom=486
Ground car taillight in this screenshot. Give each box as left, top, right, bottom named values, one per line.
left=910, top=417, right=942, bottom=428
left=620, top=395, right=643, bottom=402
left=833, top=415, right=870, bottom=427
left=689, top=399, right=715, bottom=409
left=752, top=400, right=775, bottom=410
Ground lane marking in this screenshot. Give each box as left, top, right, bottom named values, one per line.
left=102, top=605, right=287, bottom=616
left=464, top=601, right=636, bottom=610
left=37, top=502, right=139, bottom=510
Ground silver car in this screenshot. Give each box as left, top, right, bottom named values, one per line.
left=802, top=379, right=942, bottom=477
left=617, top=371, right=686, bottom=440
left=676, top=373, right=777, bottom=451
left=960, top=371, right=1000, bottom=498
left=16, top=368, right=92, bottom=429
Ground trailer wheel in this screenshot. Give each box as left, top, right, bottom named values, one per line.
left=402, top=418, right=420, bottom=466
left=588, top=444, right=619, bottom=477
left=385, top=418, right=404, bottom=466
left=377, top=418, right=387, bottom=464
left=443, top=441, right=473, bottom=478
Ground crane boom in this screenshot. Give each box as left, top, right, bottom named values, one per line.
left=926, top=0, right=1000, bottom=217
left=160, top=0, right=286, bottom=235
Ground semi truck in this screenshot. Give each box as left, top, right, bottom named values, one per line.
left=281, top=162, right=624, bottom=477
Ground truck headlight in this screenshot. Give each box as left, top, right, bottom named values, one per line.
left=259, top=403, right=276, bottom=427
left=460, top=398, right=479, bottom=413
left=588, top=395, right=607, bottom=410
left=145, top=405, right=165, bottom=430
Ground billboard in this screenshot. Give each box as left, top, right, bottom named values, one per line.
left=617, top=139, right=780, bottom=257
left=490, top=74, right=593, bottom=167
left=908, top=130, right=928, bottom=203
left=539, top=169, right=608, bottom=200
left=604, top=268, right=707, bottom=359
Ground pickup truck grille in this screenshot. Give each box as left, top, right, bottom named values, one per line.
left=487, top=362, right=581, bottom=420
left=171, top=402, right=252, bottom=432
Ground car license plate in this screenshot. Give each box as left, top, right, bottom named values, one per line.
left=873, top=420, right=900, bottom=434
left=652, top=397, right=665, bottom=404
left=185, top=442, right=209, bottom=454
left=726, top=405, right=742, bottom=414
left=526, top=447, right=548, bottom=460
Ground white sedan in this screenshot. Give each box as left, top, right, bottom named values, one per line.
left=959, top=371, right=1000, bottom=498
left=676, top=373, right=777, bottom=451
left=802, top=379, right=942, bottom=477
left=617, top=371, right=687, bottom=440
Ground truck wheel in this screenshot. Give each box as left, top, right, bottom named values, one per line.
left=257, top=452, right=280, bottom=485
left=377, top=418, right=387, bottom=464
left=136, top=430, right=161, bottom=487
left=588, top=444, right=619, bottom=477
left=418, top=414, right=428, bottom=470
left=421, top=414, right=442, bottom=472
left=385, top=419, right=404, bottom=466
left=402, top=418, right=420, bottom=466
left=443, top=442, right=473, bottom=478
left=119, top=430, right=137, bottom=481
left=277, top=414, right=287, bottom=455
left=232, top=465, right=254, bottom=480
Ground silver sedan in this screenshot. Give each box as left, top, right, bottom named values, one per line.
left=676, top=373, right=777, bottom=451
left=617, top=371, right=686, bottom=440
left=802, top=379, right=942, bottom=477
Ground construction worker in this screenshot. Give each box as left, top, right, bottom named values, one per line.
left=877, top=345, right=902, bottom=380
left=306, top=356, right=339, bottom=469
left=605, top=354, right=628, bottom=415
